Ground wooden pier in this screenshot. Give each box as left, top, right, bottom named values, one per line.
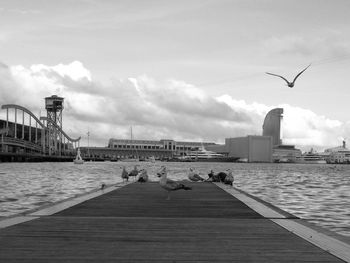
left=1, top=182, right=349, bottom=262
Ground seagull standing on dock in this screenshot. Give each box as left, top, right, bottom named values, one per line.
left=121, top=166, right=129, bottom=182
left=224, top=169, right=234, bottom=186
left=128, top=165, right=139, bottom=180
left=217, top=171, right=228, bottom=182
left=157, top=166, right=192, bottom=200
left=188, top=168, right=205, bottom=182
left=137, top=169, right=148, bottom=183
left=207, top=170, right=220, bottom=182
left=266, top=64, right=311, bottom=88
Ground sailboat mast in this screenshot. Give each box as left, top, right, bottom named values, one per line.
left=130, top=126, right=138, bottom=159
left=130, top=126, right=133, bottom=141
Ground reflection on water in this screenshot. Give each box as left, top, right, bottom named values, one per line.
left=0, top=162, right=349, bottom=237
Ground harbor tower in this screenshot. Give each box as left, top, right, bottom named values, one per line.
left=45, top=95, right=64, bottom=156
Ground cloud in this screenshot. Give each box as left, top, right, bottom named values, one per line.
left=31, top=61, right=92, bottom=82
left=0, top=62, right=23, bottom=106
left=262, top=31, right=350, bottom=58
left=281, top=104, right=349, bottom=150
left=0, top=7, right=41, bottom=15
left=0, top=32, right=10, bottom=44
left=0, top=60, right=348, bottom=150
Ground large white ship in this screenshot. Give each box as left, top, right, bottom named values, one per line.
left=296, top=148, right=327, bottom=164
left=177, top=146, right=238, bottom=162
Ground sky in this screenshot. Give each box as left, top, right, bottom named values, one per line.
left=0, top=0, right=350, bottom=151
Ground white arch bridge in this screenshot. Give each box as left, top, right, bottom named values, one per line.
left=0, top=104, right=81, bottom=159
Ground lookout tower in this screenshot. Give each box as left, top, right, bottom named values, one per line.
left=45, top=95, right=64, bottom=155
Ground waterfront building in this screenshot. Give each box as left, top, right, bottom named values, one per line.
left=262, top=108, right=283, bottom=146
left=324, top=140, right=350, bottom=164
left=225, top=135, right=273, bottom=163
left=207, top=107, right=300, bottom=163
left=108, top=138, right=215, bottom=153
left=262, top=108, right=301, bottom=162
left=80, top=138, right=218, bottom=160
left=0, top=96, right=81, bottom=162
left=272, top=144, right=302, bottom=163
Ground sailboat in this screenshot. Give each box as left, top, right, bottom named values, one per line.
left=120, top=127, right=139, bottom=162
left=74, top=148, right=84, bottom=164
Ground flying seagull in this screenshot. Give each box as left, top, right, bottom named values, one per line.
left=266, top=64, right=311, bottom=88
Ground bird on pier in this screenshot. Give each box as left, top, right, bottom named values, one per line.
left=217, top=171, right=228, bottom=182
left=188, top=168, right=205, bottom=182
left=266, top=64, right=311, bottom=88
left=128, top=165, right=139, bottom=180
left=121, top=166, right=129, bottom=182
left=157, top=166, right=192, bottom=200
left=137, top=169, right=148, bottom=183
left=224, top=169, right=234, bottom=186
left=207, top=170, right=220, bottom=182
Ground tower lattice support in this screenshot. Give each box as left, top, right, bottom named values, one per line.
left=45, top=95, right=64, bottom=156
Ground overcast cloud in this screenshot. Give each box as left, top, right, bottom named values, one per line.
left=0, top=60, right=348, bottom=151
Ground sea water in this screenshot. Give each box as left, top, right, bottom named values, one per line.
left=0, top=162, right=349, bottom=237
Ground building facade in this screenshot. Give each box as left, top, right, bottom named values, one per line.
left=262, top=108, right=283, bottom=146
left=262, top=107, right=301, bottom=162
left=324, top=140, right=350, bottom=164
left=225, top=136, right=273, bottom=163
left=108, top=138, right=215, bottom=152
left=79, top=138, right=218, bottom=160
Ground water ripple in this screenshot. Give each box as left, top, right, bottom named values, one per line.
left=0, top=162, right=349, bottom=237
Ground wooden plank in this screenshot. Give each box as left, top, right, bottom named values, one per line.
left=216, top=183, right=350, bottom=262
left=0, top=182, right=346, bottom=262
left=0, top=217, right=343, bottom=262
left=54, top=182, right=263, bottom=219
left=272, top=219, right=350, bottom=263
left=0, top=216, right=39, bottom=229
left=30, top=182, right=131, bottom=216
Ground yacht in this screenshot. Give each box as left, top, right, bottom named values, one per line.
left=296, top=149, right=327, bottom=164
left=180, top=146, right=237, bottom=162
left=74, top=148, right=84, bottom=164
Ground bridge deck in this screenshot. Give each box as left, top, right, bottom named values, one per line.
left=0, top=182, right=346, bottom=262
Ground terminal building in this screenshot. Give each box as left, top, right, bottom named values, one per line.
left=80, top=139, right=217, bottom=160
left=107, top=138, right=215, bottom=153
left=223, top=135, right=273, bottom=162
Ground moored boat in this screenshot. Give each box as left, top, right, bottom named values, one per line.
left=73, top=148, right=84, bottom=164
left=174, top=146, right=238, bottom=162
left=296, top=149, right=327, bottom=164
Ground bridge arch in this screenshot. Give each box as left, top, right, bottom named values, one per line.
left=1, top=104, right=45, bottom=128
left=1, top=104, right=81, bottom=156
